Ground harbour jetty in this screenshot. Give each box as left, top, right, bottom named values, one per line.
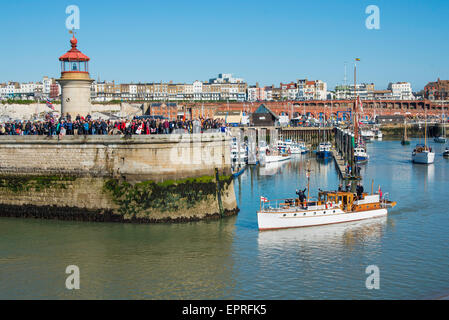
left=0, top=134, right=238, bottom=223
left=231, top=126, right=334, bottom=149
left=333, top=127, right=362, bottom=181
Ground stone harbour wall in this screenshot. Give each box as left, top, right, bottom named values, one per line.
left=0, top=134, right=238, bottom=223
left=0, top=134, right=231, bottom=180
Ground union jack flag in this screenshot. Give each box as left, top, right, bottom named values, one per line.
left=46, top=99, right=55, bottom=110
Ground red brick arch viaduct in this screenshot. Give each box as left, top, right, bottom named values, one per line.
left=184, top=100, right=444, bottom=118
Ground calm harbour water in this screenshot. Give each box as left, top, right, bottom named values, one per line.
left=1, top=139, right=449, bottom=299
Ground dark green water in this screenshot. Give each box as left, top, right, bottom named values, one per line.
left=1, top=139, right=449, bottom=299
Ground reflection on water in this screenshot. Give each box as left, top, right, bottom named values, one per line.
left=0, top=217, right=238, bottom=300
left=258, top=217, right=387, bottom=251
left=259, top=161, right=289, bottom=176
left=1, top=139, right=449, bottom=299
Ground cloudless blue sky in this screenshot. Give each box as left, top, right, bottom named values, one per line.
left=1, top=0, right=449, bottom=90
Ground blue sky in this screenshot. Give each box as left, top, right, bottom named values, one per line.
left=1, top=0, right=448, bottom=90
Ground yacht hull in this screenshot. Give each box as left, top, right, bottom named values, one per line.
left=434, top=137, right=447, bottom=143
left=412, top=151, right=435, bottom=164
left=316, top=151, right=332, bottom=159
left=258, top=208, right=388, bottom=231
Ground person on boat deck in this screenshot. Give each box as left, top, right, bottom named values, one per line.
left=338, top=184, right=343, bottom=192
left=356, top=183, right=364, bottom=200
left=345, top=183, right=351, bottom=192
left=296, top=188, right=307, bottom=207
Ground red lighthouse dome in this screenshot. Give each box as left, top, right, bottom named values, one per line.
left=59, top=35, right=90, bottom=74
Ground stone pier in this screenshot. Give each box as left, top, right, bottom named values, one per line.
left=0, top=134, right=238, bottom=223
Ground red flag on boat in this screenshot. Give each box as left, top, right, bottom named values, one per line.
left=260, top=196, right=269, bottom=203
left=378, top=186, right=382, bottom=199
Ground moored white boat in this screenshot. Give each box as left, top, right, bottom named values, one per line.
left=414, top=112, right=435, bottom=164
left=412, top=144, right=435, bottom=164
left=289, top=144, right=302, bottom=154
left=297, top=141, right=309, bottom=154
left=373, top=128, right=383, bottom=139
left=354, top=146, right=369, bottom=162
left=231, top=138, right=248, bottom=164
left=316, top=142, right=332, bottom=159
left=360, top=129, right=374, bottom=141
left=434, top=136, right=447, bottom=143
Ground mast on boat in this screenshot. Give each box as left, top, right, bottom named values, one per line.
left=306, top=160, right=311, bottom=203
left=351, top=58, right=361, bottom=176
left=353, top=62, right=357, bottom=143
left=441, top=100, right=446, bottom=138
left=424, top=108, right=427, bottom=148
left=404, top=118, right=408, bottom=140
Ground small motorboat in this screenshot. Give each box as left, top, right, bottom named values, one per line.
left=297, top=141, right=309, bottom=154
left=373, top=127, right=383, bottom=139
left=434, top=136, right=447, bottom=143
left=316, top=142, right=332, bottom=159
left=354, top=146, right=369, bottom=163
left=289, top=144, right=302, bottom=154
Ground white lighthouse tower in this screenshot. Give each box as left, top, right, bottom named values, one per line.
left=57, top=35, right=93, bottom=118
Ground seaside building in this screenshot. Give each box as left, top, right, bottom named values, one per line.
left=424, top=78, right=449, bottom=100
left=0, top=77, right=59, bottom=101
left=251, top=104, right=279, bottom=126
left=247, top=83, right=266, bottom=101
left=388, top=82, right=415, bottom=100
left=334, top=83, right=375, bottom=100
left=209, top=73, right=244, bottom=84
left=280, top=82, right=298, bottom=100
left=297, top=79, right=327, bottom=100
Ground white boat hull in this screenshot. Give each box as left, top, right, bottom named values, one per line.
left=412, top=151, right=435, bottom=164
left=257, top=208, right=388, bottom=231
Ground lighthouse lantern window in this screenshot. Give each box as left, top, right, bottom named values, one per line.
left=59, top=36, right=90, bottom=73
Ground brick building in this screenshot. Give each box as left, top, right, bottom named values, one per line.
left=424, top=78, right=449, bottom=100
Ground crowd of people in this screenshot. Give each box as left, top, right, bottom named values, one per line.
left=0, top=114, right=228, bottom=136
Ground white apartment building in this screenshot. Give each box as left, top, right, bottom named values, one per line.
left=334, top=83, right=374, bottom=100
left=209, top=73, right=244, bottom=84
left=193, top=80, right=203, bottom=100
left=296, top=79, right=327, bottom=100
left=42, top=76, right=52, bottom=94
left=288, top=87, right=298, bottom=100
left=129, top=84, right=137, bottom=100
left=388, top=82, right=415, bottom=100
left=247, top=86, right=266, bottom=102
left=0, top=80, right=52, bottom=100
